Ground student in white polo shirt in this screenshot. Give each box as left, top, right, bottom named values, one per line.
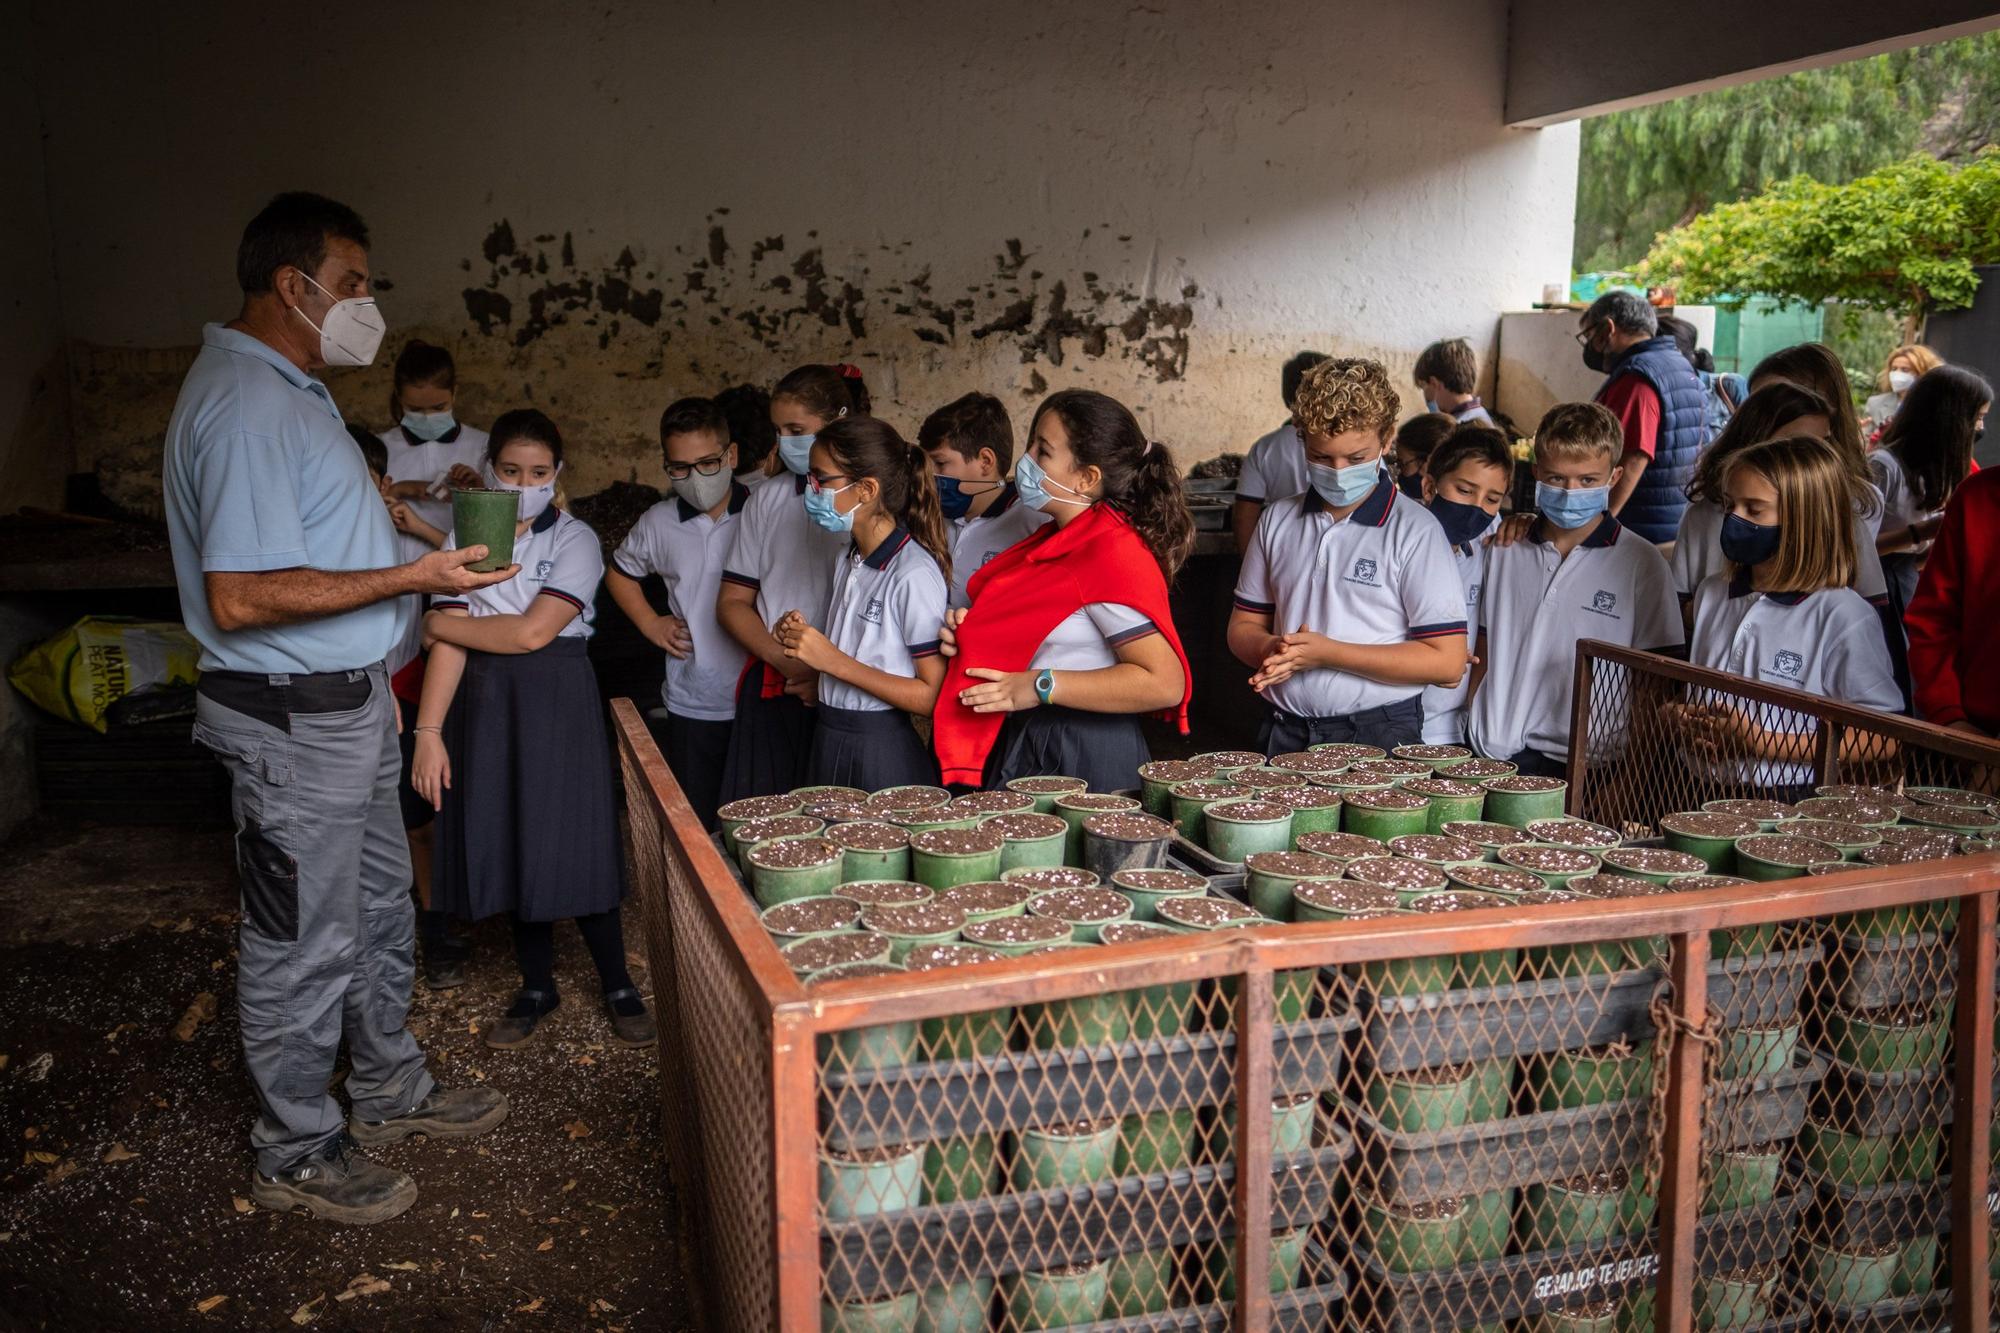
left=376, top=340, right=489, bottom=564
left=1469, top=403, right=1685, bottom=777
left=1673, top=435, right=1902, bottom=797
left=606, top=397, right=749, bottom=830
left=1413, top=337, right=1497, bottom=427
left=919, top=391, right=1049, bottom=609
left=1418, top=426, right=1514, bottom=745
left=714, top=364, right=860, bottom=800
left=774, top=417, right=953, bottom=788
left=1228, top=357, right=1469, bottom=755
left=413, top=410, right=654, bottom=1053
left=1230, top=350, right=1329, bottom=551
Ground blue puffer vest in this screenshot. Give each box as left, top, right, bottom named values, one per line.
left=1596, top=335, right=1708, bottom=543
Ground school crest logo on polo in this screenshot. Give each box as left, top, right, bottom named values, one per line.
left=1592, top=590, right=1616, bottom=613
left=1346, top=558, right=1379, bottom=587
left=1773, top=649, right=1804, bottom=680
left=535, top=559, right=555, bottom=580
left=862, top=597, right=884, bottom=625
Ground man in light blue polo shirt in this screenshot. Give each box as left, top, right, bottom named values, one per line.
left=164, top=192, right=518, bottom=1224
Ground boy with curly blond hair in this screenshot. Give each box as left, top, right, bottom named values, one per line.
left=1227, top=357, right=1470, bottom=754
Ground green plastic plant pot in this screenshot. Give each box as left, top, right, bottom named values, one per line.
left=1054, top=793, right=1141, bottom=864
left=1782, top=818, right=1885, bottom=860
left=933, top=880, right=1036, bottom=927
left=736, top=814, right=830, bottom=873
left=1459, top=1187, right=1514, bottom=1261
left=894, top=810, right=982, bottom=837
left=1465, top=1057, right=1515, bottom=1122
left=1531, top=1043, right=1652, bottom=1110
left=1169, top=778, right=1250, bottom=842
left=748, top=836, right=844, bottom=907
left=1718, top=1022, right=1798, bottom=1081
left=1710, top=922, right=1780, bottom=960
left=817, top=1017, right=919, bottom=1076
left=1481, top=776, right=1568, bottom=828
left=1104, top=1246, right=1177, bottom=1317
left=1617, top=1288, right=1655, bottom=1333
left=1799, top=1118, right=1941, bottom=1187
left=1137, top=759, right=1209, bottom=817
left=1109, top=867, right=1209, bottom=922
left=821, top=1292, right=921, bottom=1333
left=1526, top=1300, right=1622, bottom=1333
left=1115, top=1108, right=1197, bottom=1175
left=1523, top=935, right=1626, bottom=980
left=1802, top=1241, right=1900, bottom=1308
left=1012, top=1119, right=1120, bottom=1190
left=1659, top=811, right=1760, bottom=872
left=915, top=1278, right=993, bottom=1333
left=909, top=827, right=1006, bottom=892
left=1243, top=851, right=1343, bottom=921
left=1195, top=748, right=1270, bottom=773
left=784, top=933, right=895, bottom=976
left=1028, top=886, right=1132, bottom=943
left=1155, top=896, right=1268, bottom=935
left=1407, top=779, right=1486, bottom=831
left=1695, top=1269, right=1775, bottom=1330
left=1342, top=790, right=1432, bottom=841
left=1277, top=788, right=1346, bottom=842
left=962, top=913, right=1073, bottom=956
left=1100, top=922, right=1196, bottom=1040
left=1396, top=742, right=1476, bottom=772
left=793, top=783, right=868, bottom=804
left=1003, top=775, right=1088, bottom=815
left=1824, top=1005, right=1947, bottom=1073
left=1292, top=878, right=1401, bottom=924
left=1365, top=1065, right=1479, bottom=1134
left=1596, top=845, right=1706, bottom=887
left=923, top=1133, right=998, bottom=1204
left=1732, top=834, right=1842, bottom=881
left=982, top=812, right=1069, bottom=872
left=1404, top=888, right=1516, bottom=985
left=1439, top=820, right=1535, bottom=862
left=718, top=793, right=806, bottom=857
left=906, top=941, right=1013, bottom=1059
left=1832, top=903, right=1934, bottom=939
left=1700, top=798, right=1793, bottom=831
left=1895, top=1233, right=1939, bottom=1296
left=1201, top=799, right=1294, bottom=862
left=1351, top=758, right=1436, bottom=789
left=817, top=1141, right=925, bottom=1221
left=1524, top=1173, right=1626, bottom=1248
left=760, top=895, right=861, bottom=943
left=1389, top=833, right=1489, bottom=869
left=1272, top=1092, right=1318, bottom=1155
left=1024, top=984, right=1131, bottom=1049
left=1496, top=843, right=1602, bottom=890
left=827, top=821, right=913, bottom=883
left=1617, top=1174, right=1657, bottom=1233
left=1206, top=1225, right=1310, bottom=1300
left=860, top=902, right=968, bottom=963
left=1365, top=1196, right=1466, bottom=1273
left=1345, top=855, right=1450, bottom=903
left=1361, top=952, right=1454, bottom=999
left=1003, top=1263, right=1108, bottom=1330
left=451, top=487, right=520, bottom=571
left=1275, top=966, right=1315, bottom=1023
left=1703, top=1146, right=1782, bottom=1214
left=1906, top=804, right=2000, bottom=836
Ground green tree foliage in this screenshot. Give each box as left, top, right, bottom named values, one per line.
left=1575, top=32, right=2000, bottom=273
left=1638, top=152, right=2000, bottom=320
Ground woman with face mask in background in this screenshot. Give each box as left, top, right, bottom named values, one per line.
left=1865, top=344, right=1944, bottom=440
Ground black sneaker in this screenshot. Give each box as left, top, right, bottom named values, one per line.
left=250, top=1133, right=416, bottom=1225
left=349, top=1084, right=511, bottom=1146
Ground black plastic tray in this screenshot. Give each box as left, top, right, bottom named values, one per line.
left=1805, top=1173, right=1949, bottom=1249
left=820, top=1009, right=1360, bottom=1152
left=1169, top=834, right=1245, bottom=879
left=1823, top=930, right=1955, bottom=1012
left=1348, top=1051, right=1826, bottom=1205
left=1809, top=1050, right=1954, bottom=1137
left=1062, top=1244, right=1347, bottom=1332
left=819, top=1134, right=1352, bottom=1300
left=1360, top=945, right=1820, bottom=1075
left=1795, top=1288, right=1948, bottom=1333
left=1352, top=1189, right=1806, bottom=1333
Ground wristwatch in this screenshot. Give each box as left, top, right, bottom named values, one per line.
left=1033, top=669, right=1056, bottom=706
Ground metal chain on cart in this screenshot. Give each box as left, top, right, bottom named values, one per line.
left=1642, top=981, right=1725, bottom=1204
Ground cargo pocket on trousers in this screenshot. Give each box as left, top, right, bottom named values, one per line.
left=236, top=820, right=300, bottom=942
left=367, top=901, right=416, bottom=1034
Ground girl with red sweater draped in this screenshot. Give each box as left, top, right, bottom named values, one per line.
left=934, top=389, right=1195, bottom=792
left=1907, top=464, right=2000, bottom=737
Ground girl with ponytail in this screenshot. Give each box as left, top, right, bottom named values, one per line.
left=933, top=388, right=1195, bottom=793
left=774, top=417, right=953, bottom=788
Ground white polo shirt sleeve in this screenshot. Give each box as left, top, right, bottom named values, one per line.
left=1630, top=541, right=1686, bottom=652
left=612, top=504, right=669, bottom=580
left=895, top=549, right=950, bottom=659
left=191, top=430, right=310, bottom=572
left=720, top=493, right=773, bottom=592
left=1669, top=500, right=1719, bottom=600
left=540, top=514, right=605, bottom=616
left=1231, top=503, right=1278, bottom=618
left=1822, top=594, right=1903, bottom=713
left=1400, top=521, right=1471, bottom=642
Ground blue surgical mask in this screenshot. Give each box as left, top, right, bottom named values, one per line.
left=401, top=410, right=456, bottom=442
left=1309, top=460, right=1382, bottom=508
left=1015, top=452, right=1093, bottom=513
left=1720, top=512, right=1782, bottom=567
left=1429, top=495, right=1493, bottom=547
left=935, top=476, right=997, bottom=522
left=1536, top=480, right=1610, bottom=529
left=777, top=433, right=816, bottom=476
left=803, top=481, right=856, bottom=533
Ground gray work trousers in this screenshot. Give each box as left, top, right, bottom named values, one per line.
left=192, top=663, right=434, bottom=1175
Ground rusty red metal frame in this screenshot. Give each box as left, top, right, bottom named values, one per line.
left=613, top=696, right=2000, bottom=1332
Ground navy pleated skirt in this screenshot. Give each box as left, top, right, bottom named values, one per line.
left=717, top=667, right=815, bottom=804
left=982, top=706, right=1150, bottom=795
left=433, top=638, right=625, bottom=923
left=807, top=705, right=940, bottom=791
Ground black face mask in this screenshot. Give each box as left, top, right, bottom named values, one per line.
left=1397, top=472, right=1428, bottom=501
left=1429, top=495, right=1493, bottom=547
left=1582, top=341, right=1609, bottom=373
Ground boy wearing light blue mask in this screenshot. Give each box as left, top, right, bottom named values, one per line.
left=1228, top=358, right=1470, bottom=756
left=1467, top=403, right=1683, bottom=778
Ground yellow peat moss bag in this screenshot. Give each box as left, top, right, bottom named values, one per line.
left=8, top=616, right=201, bottom=733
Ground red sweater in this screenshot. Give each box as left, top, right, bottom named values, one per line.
left=1906, top=465, right=2000, bottom=731
left=933, top=505, right=1192, bottom=786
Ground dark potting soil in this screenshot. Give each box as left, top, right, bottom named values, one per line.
left=1349, top=759, right=1433, bottom=780
left=1735, top=834, right=1841, bottom=866
left=827, top=821, right=910, bottom=852
left=1343, top=908, right=1408, bottom=920
left=1674, top=875, right=1751, bottom=890
left=1344, top=790, right=1428, bottom=811
left=804, top=802, right=874, bottom=824
left=910, top=827, right=1005, bottom=856
left=962, top=916, right=1072, bottom=946
left=1873, top=825, right=1963, bottom=854
left=1440, top=821, right=1533, bottom=847
left=1156, top=898, right=1263, bottom=930
left=735, top=815, right=824, bottom=846
left=1406, top=890, right=1508, bottom=913
left=1138, top=760, right=1208, bottom=784
left=861, top=902, right=968, bottom=937
left=795, top=786, right=869, bottom=802
left=1569, top=874, right=1671, bottom=898
left=820, top=1142, right=919, bottom=1164
left=1295, top=831, right=1388, bottom=860
left=1599, top=846, right=1707, bottom=875
left=1387, top=835, right=1483, bottom=864
left=1526, top=819, right=1623, bottom=849
left=903, top=942, right=1004, bottom=970
left=1027, top=1117, right=1118, bottom=1139
left=1848, top=1003, right=1935, bottom=1029
left=1484, top=776, right=1566, bottom=793
left=1207, top=800, right=1292, bottom=824
left=1406, top=779, right=1483, bottom=799
left=1344, top=857, right=1448, bottom=892
left=1003, top=867, right=1101, bottom=891
left=1661, top=811, right=1761, bottom=839
left=1083, top=812, right=1172, bottom=841
left=1515, top=888, right=1586, bottom=905
left=1268, top=751, right=1354, bottom=775
left=1550, top=1166, right=1627, bottom=1194
left=763, top=897, right=860, bottom=935
left=1908, top=803, right=2000, bottom=830
left=1113, top=868, right=1207, bottom=893
left=1441, top=758, right=1516, bottom=777
left=1234, top=768, right=1309, bottom=791
left=1271, top=787, right=1343, bottom=812
left=866, top=793, right=947, bottom=817
left=1383, top=1061, right=1474, bottom=1085
left=1194, top=751, right=1266, bottom=769
left=1792, top=796, right=1901, bottom=826
left=1292, top=880, right=1399, bottom=914
left=1377, top=1195, right=1466, bottom=1221
left=834, top=880, right=933, bottom=906
left=1007, top=777, right=1088, bottom=794
left=1028, top=888, right=1129, bottom=923
left=1394, top=744, right=1474, bottom=762
left=810, top=962, right=905, bottom=984
left=949, top=791, right=1036, bottom=815
left=936, top=882, right=1037, bottom=913
left=1702, top=799, right=1793, bottom=822
left=1169, top=779, right=1255, bottom=802
left=1816, top=784, right=1908, bottom=806
left=1908, top=786, right=1998, bottom=809
left=747, top=836, right=839, bottom=869
left=1098, top=922, right=1177, bottom=945
left=1055, top=794, right=1140, bottom=814
left=1448, top=864, right=1546, bottom=895
left=1307, top=744, right=1384, bottom=763
left=1498, top=845, right=1599, bottom=874
left=1550, top=1296, right=1624, bottom=1318
left=874, top=785, right=952, bottom=807
left=718, top=794, right=802, bottom=822
left=783, top=932, right=893, bottom=972
left=984, top=813, right=1069, bottom=841
left=1244, top=851, right=1343, bottom=879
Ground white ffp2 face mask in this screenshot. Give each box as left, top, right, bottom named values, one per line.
left=485, top=462, right=560, bottom=520
left=292, top=270, right=386, bottom=367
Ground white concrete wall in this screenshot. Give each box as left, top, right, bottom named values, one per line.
left=26, top=0, right=1578, bottom=499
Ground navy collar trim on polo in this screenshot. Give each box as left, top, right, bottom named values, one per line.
left=986, top=482, right=1021, bottom=517
left=398, top=423, right=463, bottom=447
left=1727, top=572, right=1808, bottom=605
left=1452, top=397, right=1484, bottom=419
left=531, top=504, right=561, bottom=535
left=674, top=480, right=752, bottom=523
left=859, top=526, right=912, bottom=570
left=793, top=472, right=809, bottom=496
left=1300, top=469, right=1396, bottom=526
left=1532, top=511, right=1623, bottom=548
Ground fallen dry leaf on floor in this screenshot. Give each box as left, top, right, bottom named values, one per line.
left=24, top=1150, right=56, bottom=1165
left=382, top=1260, right=419, bottom=1272
left=516, top=1297, right=543, bottom=1313
left=231, top=1196, right=251, bottom=1213
left=574, top=1055, right=595, bottom=1067
left=535, top=1237, right=553, bottom=1252
left=195, top=1295, right=228, bottom=1313
left=333, top=1273, right=390, bottom=1302
left=173, top=993, right=219, bottom=1042
left=44, top=1160, right=79, bottom=1184
left=466, top=1234, right=485, bottom=1245
left=563, top=1119, right=591, bottom=1140
left=290, top=1295, right=322, bottom=1325
left=592, top=1298, right=615, bottom=1313
left=101, top=1143, right=138, bottom=1163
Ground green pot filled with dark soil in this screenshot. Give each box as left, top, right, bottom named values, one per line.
left=1081, top=810, right=1175, bottom=881
left=817, top=1140, right=924, bottom=1220
left=914, top=1279, right=992, bottom=1333
left=760, top=895, right=861, bottom=944
left=793, top=783, right=867, bottom=805
left=1703, top=1143, right=1782, bottom=1214
left=1407, top=889, right=1515, bottom=986
left=1365, top=1195, right=1466, bottom=1273
left=1343, top=789, right=1433, bottom=842
left=1295, top=829, right=1390, bottom=864
left=1526, top=818, right=1623, bottom=853
left=1269, top=748, right=1355, bottom=778
left=1195, top=748, right=1269, bottom=774
left=1802, top=1240, right=1901, bottom=1307
left=1481, top=775, right=1568, bottom=828
left=1292, top=877, right=1401, bottom=924
left=1114, top=1107, right=1198, bottom=1176
left=1442, top=755, right=1516, bottom=781
left=1906, top=802, right=2000, bottom=837
left=1364, top=1062, right=1478, bottom=1132
left=1524, top=1169, right=1627, bottom=1249
left=861, top=900, right=967, bottom=963
left=1597, top=845, right=1706, bottom=887
left=1054, top=792, right=1141, bottom=864
left=1792, top=795, right=1906, bottom=829
left=1569, top=874, right=1674, bottom=969
left=1003, top=1262, right=1108, bottom=1330
left=1028, top=886, right=1132, bottom=943
left=1700, top=798, right=1792, bottom=832
left=1529, top=1040, right=1652, bottom=1110
left=1459, top=1186, right=1515, bottom=1261
left=820, top=1292, right=921, bottom=1333
left=1212, top=1091, right=1321, bottom=1158
left=1732, top=833, right=1841, bottom=881
left=1496, top=843, right=1602, bottom=891
left=985, top=811, right=1070, bottom=872
left=1109, top=867, right=1209, bottom=922
left=1138, top=759, right=1210, bottom=817
left=1408, top=778, right=1486, bottom=831
left=1695, top=1264, right=1777, bottom=1330
left=874, top=783, right=951, bottom=811
left=1205, top=1225, right=1310, bottom=1300
left=949, top=788, right=1036, bottom=818
left=718, top=793, right=806, bottom=857
left=1244, top=850, right=1345, bottom=920
left=1718, top=1021, right=1798, bottom=1081
left=1445, top=862, right=1546, bottom=899
left=805, top=961, right=915, bottom=1072
left=1352, top=757, right=1437, bottom=789
left=1019, top=943, right=1130, bottom=1048
left=1269, top=785, right=1345, bottom=842
left=1308, top=741, right=1386, bottom=763
left=1825, top=1003, right=1948, bottom=1073
left=921, top=1131, right=998, bottom=1205
left=747, top=834, right=843, bottom=906
left=1395, top=742, right=1476, bottom=773
left=1003, top=775, right=1088, bottom=815
left=783, top=932, right=893, bottom=975
left=736, top=814, right=828, bottom=874
left=909, top=826, right=1006, bottom=892
left=960, top=912, right=1072, bottom=957
left=1169, top=778, right=1256, bottom=843
left=1104, top=1245, right=1177, bottom=1317
left=1527, top=1296, right=1622, bottom=1333
left=1100, top=920, right=1194, bottom=1040
left=1440, top=819, right=1536, bottom=862
left=826, top=820, right=912, bottom=883
left=1389, top=833, right=1487, bottom=870
left=1660, top=811, right=1760, bottom=872
left=451, top=486, right=520, bottom=572
left=1344, top=854, right=1449, bottom=903
left=999, top=864, right=1101, bottom=893
left=1782, top=817, right=1884, bottom=860
left=1465, top=1055, right=1516, bottom=1121
left=1156, top=895, right=1265, bottom=934
left=1201, top=798, right=1294, bottom=862
left=906, top=940, right=1011, bottom=1058
left=1799, top=1117, right=1941, bottom=1187
left=1513, top=887, right=1624, bottom=978
left=1895, top=1233, right=1938, bottom=1297
left=935, top=879, right=1037, bottom=926
left=1011, top=1117, right=1119, bottom=1189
